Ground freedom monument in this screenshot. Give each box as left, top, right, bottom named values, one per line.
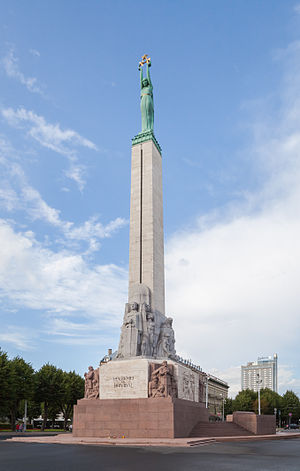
left=73, top=55, right=217, bottom=438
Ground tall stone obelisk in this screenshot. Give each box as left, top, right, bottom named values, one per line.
left=117, top=55, right=175, bottom=359
left=128, top=122, right=165, bottom=315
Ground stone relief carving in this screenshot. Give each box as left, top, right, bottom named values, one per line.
left=199, top=377, right=205, bottom=403
left=117, top=283, right=176, bottom=359
left=157, top=318, right=176, bottom=358
left=84, top=366, right=99, bottom=399
left=182, top=371, right=196, bottom=401
left=148, top=361, right=177, bottom=398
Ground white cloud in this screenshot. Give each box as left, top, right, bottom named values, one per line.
left=2, top=107, right=97, bottom=154
left=278, top=365, right=300, bottom=393
left=2, top=48, right=43, bottom=94
left=209, top=366, right=241, bottom=398
left=0, top=326, right=35, bottom=351
left=66, top=215, right=127, bottom=242
left=0, top=220, right=127, bottom=326
left=165, top=40, right=300, bottom=395
left=65, top=164, right=86, bottom=192
left=1, top=107, right=97, bottom=190
left=29, top=49, right=40, bottom=57
left=0, top=136, right=127, bottom=252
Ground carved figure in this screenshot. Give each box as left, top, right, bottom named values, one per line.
left=183, top=371, right=195, bottom=401
left=157, top=317, right=176, bottom=357
left=138, top=55, right=154, bottom=133
left=148, top=372, right=159, bottom=397
left=117, top=302, right=143, bottom=358
left=117, top=282, right=176, bottom=359
left=130, top=302, right=139, bottom=312
left=147, top=313, right=156, bottom=356
left=152, top=383, right=165, bottom=397
left=148, top=361, right=177, bottom=398
left=141, top=334, right=149, bottom=356
left=84, top=366, right=99, bottom=399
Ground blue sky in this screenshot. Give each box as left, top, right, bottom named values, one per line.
left=1, top=0, right=300, bottom=397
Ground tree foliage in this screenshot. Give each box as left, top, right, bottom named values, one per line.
left=255, top=388, right=282, bottom=415
left=281, top=390, right=300, bottom=422
left=59, top=371, right=84, bottom=430
left=1, top=355, right=35, bottom=431
left=35, top=364, right=64, bottom=431
left=0, top=351, right=86, bottom=431
left=224, top=397, right=233, bottom=416
left=0, top=349, right=11, bottom=416
left=233, top=389, right=257, bottom=412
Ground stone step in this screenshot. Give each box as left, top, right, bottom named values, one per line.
left=189, top=422, right=254, bottom=437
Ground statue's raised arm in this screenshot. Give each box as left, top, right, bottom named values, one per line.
left=138, top=54, right=154, bottom=133
left=139, top=65, right=144, bottom=89
left=146, top=61, right=152, bottom=87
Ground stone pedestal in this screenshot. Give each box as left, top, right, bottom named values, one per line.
left=99, top=358, right=200, bottom=402
left=73, top=358, right=208, bottom=439
left=73, top=397, right=209, bottom=439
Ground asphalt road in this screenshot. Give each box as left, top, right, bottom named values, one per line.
left=1, top=439, right=300, bottom=471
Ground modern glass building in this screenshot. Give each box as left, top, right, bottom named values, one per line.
left=241, top=354, right=278, bottom=392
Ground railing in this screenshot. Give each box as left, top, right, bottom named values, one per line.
left=206, top=373, right=229, bottom=387
left=172, top=354, right=203, bottom=372
left=173, top=355, right=228, bottom=387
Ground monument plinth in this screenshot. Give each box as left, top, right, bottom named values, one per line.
left=73, top=55, right=209, bottom=439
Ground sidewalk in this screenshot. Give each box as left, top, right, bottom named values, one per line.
left=6, top=431, right=300, bottom=447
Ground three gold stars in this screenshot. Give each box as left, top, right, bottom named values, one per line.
left=139, top=54, right=151, bottom=67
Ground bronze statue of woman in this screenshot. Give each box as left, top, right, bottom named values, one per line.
left=139, top=60, right=154, bottom=132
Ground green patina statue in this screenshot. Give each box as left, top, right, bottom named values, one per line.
left=139, top=55, right=154, bottom=132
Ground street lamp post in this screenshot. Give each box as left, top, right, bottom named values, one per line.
left=219, top=394, right=225, bottom=422
left=205, top=375, right=209, bottom=409
left=222, top=397, right=225, bottom=422
left=256, top=373, right=262, bottom=415
left=220, top=393, right=225, bottom=422
left=23, top=399, right=28, bottom=432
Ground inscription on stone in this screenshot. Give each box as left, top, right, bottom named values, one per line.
left=113, top=376, right=135, bottom=388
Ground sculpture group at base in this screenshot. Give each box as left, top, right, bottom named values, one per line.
left=84, top=366, right=99, bottom=399
left=148, top=361, right=178, bottom=399
left=117, top=283, right=176, bottom=359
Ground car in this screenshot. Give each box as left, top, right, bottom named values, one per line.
left=284, top=424, right=299, bottom=430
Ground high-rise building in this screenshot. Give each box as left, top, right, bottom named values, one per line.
left=241, top=354, right=278, bottom=392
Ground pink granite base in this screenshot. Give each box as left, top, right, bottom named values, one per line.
left=73, top=397, right=209, bottom=439
left=232, top=411, right=276, bottom=435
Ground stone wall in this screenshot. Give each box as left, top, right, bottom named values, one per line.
left=73, top=397, right=209, bottom=439
left=232, top=411, right=276, bottom=435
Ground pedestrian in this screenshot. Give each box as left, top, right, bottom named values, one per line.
left=19, top=422, right=23, bottom=432
left=16, top=423, right=19, bottom=432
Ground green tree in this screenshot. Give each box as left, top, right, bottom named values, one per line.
left=47, top=403, right=61, bottom=428
left=59, top=371, right=84, bottom=430
left=0, top=349, right=11, bottom=417
left=253, top=388, right=282, bottom=415
left=6, top=357, right=34, bottom=430
left=281, top=390, right=300, bottom=424
left=35, top=364, right=64, bottom=431
left=233, top=389, right=257, bottom=412
left=27, top=399, right=42, bottom=424
left=224, top=397, right=233, bottom=417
